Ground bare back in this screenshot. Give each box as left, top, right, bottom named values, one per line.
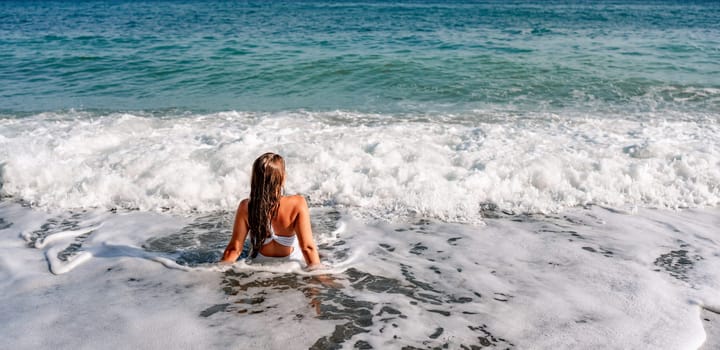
left=221, top=194, right=321, bottom=266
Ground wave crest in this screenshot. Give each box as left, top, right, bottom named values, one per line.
left=0, top=111, right=718, bottom=221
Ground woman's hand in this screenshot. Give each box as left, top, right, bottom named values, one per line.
left=220, top=200, right=249, bottom=263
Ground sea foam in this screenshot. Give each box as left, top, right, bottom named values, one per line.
left=1, top=200, right=718, bottom=349
left=1, top=111, right=717, bottom=221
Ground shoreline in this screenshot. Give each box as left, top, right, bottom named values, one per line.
left=1, top=202, right=718, bottom=348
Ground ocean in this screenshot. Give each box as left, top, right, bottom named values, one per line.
left=0, top=1, right=719, bottom=349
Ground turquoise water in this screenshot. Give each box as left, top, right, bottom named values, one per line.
left=2, top=3, right=720, bottom=349
left=1, top=0, right=719, bottom=116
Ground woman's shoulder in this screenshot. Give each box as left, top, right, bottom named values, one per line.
left=283, top=195, right=309, bottom=223
left=280, top=195, right=309, bottom=216
left=237, top=198, right=250, bottom=213
left=239, top=196, right=305, bottom=207
left=239, top=196, right=307, bottom=214
left=282, top=194, right=308, bottom=208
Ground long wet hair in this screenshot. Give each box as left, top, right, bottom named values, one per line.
left=248, top=152, right=286, bottom=258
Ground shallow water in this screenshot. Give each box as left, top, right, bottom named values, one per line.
left=1, top=202, right=718, bottom=348
left=1, top=1, right=719, bottom=348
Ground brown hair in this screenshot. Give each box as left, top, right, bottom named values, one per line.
left=248, top=152, right=286, bottom=258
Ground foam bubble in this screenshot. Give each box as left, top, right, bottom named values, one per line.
left=0, top=111, right=718, bottom=221
left=1, top=199, right=718, bottom=348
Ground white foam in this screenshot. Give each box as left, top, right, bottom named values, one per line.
left=34, top=225, right=101, bottom=249
left=334, top=207, right=720, bottom=349
left=1, top=199, right=719, bottom=348
left=0, top=111, right=718, bottom=221
left=45, top=249, right=92, bottom=275
left=1, top=110, right=718, bottom=348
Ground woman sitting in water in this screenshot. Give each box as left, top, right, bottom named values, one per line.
left=220, top=152, right=322, bottom=268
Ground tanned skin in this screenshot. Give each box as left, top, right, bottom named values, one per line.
left=221, top=195, right=321, bottom=267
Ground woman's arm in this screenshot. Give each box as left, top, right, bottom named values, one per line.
left=294, top=196, right=321, bottom=267
left=220, top=199, right=249, bottom=263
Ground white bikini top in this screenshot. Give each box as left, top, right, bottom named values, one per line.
left=262, top=224, right=296, bottom=247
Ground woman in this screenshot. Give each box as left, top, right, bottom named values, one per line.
left=220, top=152, right=322, bottom=268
